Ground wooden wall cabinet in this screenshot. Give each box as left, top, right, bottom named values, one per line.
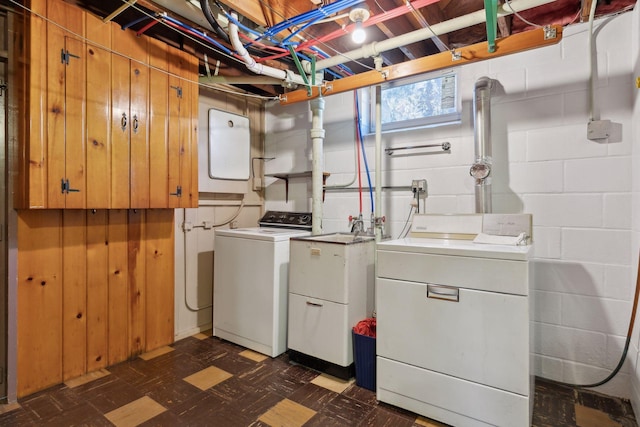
left=18, top=0, right=199, bottom=209
left=15, top=0, right=196, bottom=397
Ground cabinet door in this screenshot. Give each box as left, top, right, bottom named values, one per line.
left=148, top=38, right=169, bottom=208
left=129, top=61, right=149, bottom=208
left=85, top=35, right=111, bottom=208
left=184, top=53, right=199, bottom=208
left=167, top=48, right=184, bottom=208
left=46, top=2, right=86, bottom=208
left=111, top=53, right=131, bottom=209
left=20, top=0, right=47, bottom=208
left=111, top=25, right=149, bottom=209
left=167, top=48, right=200, bottom=208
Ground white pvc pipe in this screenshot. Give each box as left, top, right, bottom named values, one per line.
left=310, top=98, right=325, bottom=235
left=374, top=85, right=382, bottom=241
left=229, top=13, right=307, bottom=86
left=373, top=56, right=384, bottom=241
left=313, top=0, right=556, bottom=71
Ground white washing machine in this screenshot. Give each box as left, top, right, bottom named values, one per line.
left=213, top=211, right=311, bottom=357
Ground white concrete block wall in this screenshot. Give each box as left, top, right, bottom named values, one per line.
left=265, top=11, right=638, bottom=398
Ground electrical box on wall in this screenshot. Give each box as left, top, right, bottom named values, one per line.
left=198, top=106, right=250, bottom=194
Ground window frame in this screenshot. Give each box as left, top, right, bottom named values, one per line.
left=360, top=69, right=461, bottom=134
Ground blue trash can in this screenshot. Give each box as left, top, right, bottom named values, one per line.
left=353, top=330, right=376, bottom=391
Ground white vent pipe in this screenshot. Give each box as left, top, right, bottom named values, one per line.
left=471, top=77, right=493, bottom=213
left=310, top=0, right=556, bottom=72
left=229, top=13, right=307, bottom=87
left=310, top=98, right=325, bottom=235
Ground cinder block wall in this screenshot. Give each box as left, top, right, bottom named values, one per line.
left=265, top=11, right=638, bottom=399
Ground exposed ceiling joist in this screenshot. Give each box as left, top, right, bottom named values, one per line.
left=280, top=24, right=563, bottom=105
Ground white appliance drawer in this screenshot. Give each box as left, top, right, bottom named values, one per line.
left=288, top=293, right=352, bottom=366
left=377, top=250, right=529, bottom=295
left=377, top=278, right=529, bottom=395
left=378, top=357, right=530, bottom=427
left=289, top=239, right=374, bottom=304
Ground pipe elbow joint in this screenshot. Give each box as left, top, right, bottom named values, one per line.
left=474, top=76, right=494, bottom=91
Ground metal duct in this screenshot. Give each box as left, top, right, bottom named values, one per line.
left=470, top=76, right=494, bottom=213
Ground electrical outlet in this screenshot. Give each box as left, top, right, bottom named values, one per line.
left=411, top=179, right=428, bottom=198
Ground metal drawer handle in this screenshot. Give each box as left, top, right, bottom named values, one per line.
left=306, top=301, right=323, bottom=307
left=121, top=112, right=127, bottom=131
left=132, top=114, right=139, bottom=133
left=427, top=284, right=459, bottom=302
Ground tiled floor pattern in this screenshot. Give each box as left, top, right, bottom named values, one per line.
left=0, top=333, right=637, bottom=426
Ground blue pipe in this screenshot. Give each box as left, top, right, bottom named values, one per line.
left=163, top=15, right=233, bottom=55
left=281, top=15, right=325, bottom=45
left=224, top=11, right=263, bottom=38
left=355, top=93, right=374, bottom=213
left=264, top=0, right=362, bottom=39
left=121, top=15, right=150, bottom=30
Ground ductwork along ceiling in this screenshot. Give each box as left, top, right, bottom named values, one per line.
left=61, top=0, right=635, bottom=98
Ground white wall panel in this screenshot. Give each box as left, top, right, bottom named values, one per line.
left=524, top=194, right=602, bottom=227
left=564, top=157, right=631, bottom=193
left=562, top=228, right=631, bottom=264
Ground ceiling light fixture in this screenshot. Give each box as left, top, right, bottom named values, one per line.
left=349, top=4, right=370, bottom=44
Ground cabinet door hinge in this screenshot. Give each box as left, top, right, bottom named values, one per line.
left=61, top=178, right=80, bottom=194
left=170, top=85, right=183, bottom=98
left=60, top=48, right=80, bottom=65
left=170, top=185, right=182, bottom=197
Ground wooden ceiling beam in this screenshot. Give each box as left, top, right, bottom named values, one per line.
left=375, top=21, right=417, bottom=61
left=421, top=4, right=450, bottom=51
left=369, top=0, right=432, bottom=60
left=580, top=0, right=595, bottom=23
left=279, top=24, right=563, bottom=105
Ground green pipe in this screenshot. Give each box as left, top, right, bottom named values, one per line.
left=484, top=0, right=498, bottom=53
left=288, top=46, right=311, bottom=96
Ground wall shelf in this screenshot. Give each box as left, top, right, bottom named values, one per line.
left=266, top=172, right=330, bottom=202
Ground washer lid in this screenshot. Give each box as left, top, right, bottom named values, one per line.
left=215, top=227, right=310, bottom=242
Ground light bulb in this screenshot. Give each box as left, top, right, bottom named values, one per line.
left=352, top=20, right=366, bottom=44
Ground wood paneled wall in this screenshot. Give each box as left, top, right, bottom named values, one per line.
left=17, top=209, right=174, bottom=397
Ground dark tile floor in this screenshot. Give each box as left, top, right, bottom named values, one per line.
left=0, top=333, right=637, bottom=426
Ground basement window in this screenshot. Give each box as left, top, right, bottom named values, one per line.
left=361, top=70, right=461, bottom=134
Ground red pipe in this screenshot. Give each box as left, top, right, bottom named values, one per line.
left=136, top=19, right=159, bottom=37
left=256, top=0, right=440, bottom=63
left=296, top=0, right=441, bottom=53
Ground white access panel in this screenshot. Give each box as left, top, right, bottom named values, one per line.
left=207, top=108, right=250, bottom=181
left=376, top=277, right=529, bottom=395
